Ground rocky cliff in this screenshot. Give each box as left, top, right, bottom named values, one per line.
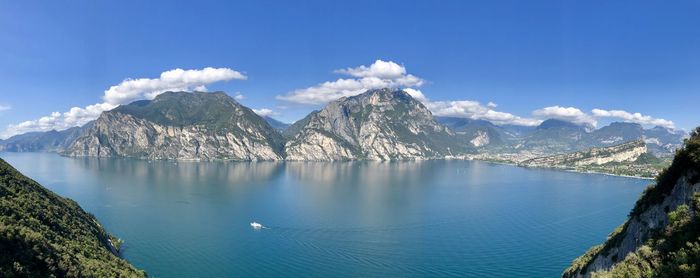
left=521, top=140, right=647, bottom=168
left=563, top=128, right=700, bottom=277
left=284, top=88, right=465, bottom=161
left=65, top=91, right=285, bottom=160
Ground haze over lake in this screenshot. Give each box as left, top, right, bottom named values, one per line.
left=1, top=152, right=648, bottom=277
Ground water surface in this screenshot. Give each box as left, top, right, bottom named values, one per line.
left=1, top=152, right=649, bottom=277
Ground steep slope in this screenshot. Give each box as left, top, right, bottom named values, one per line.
left=435, top=117, right=509, bottom=147
left=520, top=140, right=647, bottom=168
left=590, top=122, right=644, bottom=145
left=66, top=91, right=285, bottom=160
left=563, top=128, right=700, bottom=277
left=520, top=119, right=590, bottom=152
left=644, top=126, right=686, bottom=157
left=285, top=88, right=466, bottom=161
left=0, top=158, right=145, bottom=277
left=263, top=116, right=290, bottom=132
left=0, top=122, right=93, bottom=152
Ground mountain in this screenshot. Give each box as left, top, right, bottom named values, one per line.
left=518, top=119, right=589, bottom=152
left=435, top=117, right=508, bottom=147
left=284, top=88, right=467, bottom=160
left=263, top=116, right=290, bottom=132
left=520, top=140, right=647, bottom=168
left=590, top=122, right=644, bottom=145
left=66, top=91, right=286, bottom=160
left=0, top=122, right=93, bottom=152
left=0, top=158, right=145, bottom=277
left=564, top=128, right=700, bottom=277
left=644, top=126, right=686, bottom=156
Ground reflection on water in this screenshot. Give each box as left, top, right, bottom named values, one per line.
left=0, top=152, right=650, bottom=277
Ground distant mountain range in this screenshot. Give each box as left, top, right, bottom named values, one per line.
left=0, top=89, right=688, bottom=161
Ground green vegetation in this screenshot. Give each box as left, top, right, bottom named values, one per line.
left=0, top=158, right=145, bottom=277
left=590, top=193, right=700, bottom=277
left=631, top=128, right=700, bottom=217
left=564, top=127, right=700, bottom=277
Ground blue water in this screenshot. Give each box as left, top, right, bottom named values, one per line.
left=1, top=152, right=650, bottom=277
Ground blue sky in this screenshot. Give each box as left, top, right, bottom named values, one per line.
left=0, top=0, right=698, bottom=137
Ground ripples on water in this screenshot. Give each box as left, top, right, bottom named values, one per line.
left=1, top=153, right=650, bottom=277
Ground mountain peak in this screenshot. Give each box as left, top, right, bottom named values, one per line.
left=536, top=119, right=584, bottom=130
left=284, top=88, right=464, bottom=160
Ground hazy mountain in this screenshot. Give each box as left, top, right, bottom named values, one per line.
left=0, top=158, right=145, bottom=277
left=66, top=91, right=286, bottom=160
left=0, top=122, right=93, bottom=152
left=263, top=116, right=290, bottom=132
left=285, top=88, right=468, bottom=160
left=518, top=119, right=589, bottom=152
left=435, top=117, right=508, bottom=147
left=590, top=122, right=645, bottom=145
left=564, top=128, right=700, bottom=277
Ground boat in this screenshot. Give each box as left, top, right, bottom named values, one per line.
left=250, top=222, right=262, bottom=229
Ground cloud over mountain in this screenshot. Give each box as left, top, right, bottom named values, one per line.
left=276, top=60, right=424, bottom=105
left=592, top=109, right=675, bottom=129
left=532, top=106, right=598, bottom=127
left=1, top=67, right=246, bottom=139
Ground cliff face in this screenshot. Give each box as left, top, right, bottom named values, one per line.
left=0, top=158, right=145, bottom=277
left=564, top=129, right=700, bottom=277
left=284, top=88, right=464, bottom=161
left=521, top=140, right=647, bottom=168
left=65, top=91, right=285, bottom=161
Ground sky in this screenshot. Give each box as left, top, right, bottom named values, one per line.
left=0, top=0, right=698, bottom=138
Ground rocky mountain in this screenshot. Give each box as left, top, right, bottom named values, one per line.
left=520, top=140, right=647, bottom=168
left=0, top=122, right=93, bottom=152
left=435, top=117, right=510, bottom=147
left=65, top=91, right=286, bottom=160
left=0, top=158, right=145, bottom=277
left=263, top=116, right=290, bottom=132
left=564, top=128, right=700, bottom=277
left=589, top=122, right=645, bottom=145
left=518, top=119, right=590, bottom=152
left=285, top=88, right=467, bottom=161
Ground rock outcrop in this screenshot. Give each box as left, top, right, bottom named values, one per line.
left=65, top=91, right=285, bottom=160
left=563, top=128, right=700, bottom=277
left=521, top=140, right=647, bottom=168
left=284, top=88, right=465, bottom=161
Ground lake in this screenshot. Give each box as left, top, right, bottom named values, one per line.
left=1, top=152, right=650, bottom=277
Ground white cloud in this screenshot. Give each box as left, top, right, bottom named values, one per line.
left=277, top=60, right=424, bottom=105
left=252, top=108, right=278, bottom=117
left=402, top=88, right=428, bottom=102
left=334, top=59, right=407, bottom=79
left=592, top=109, right=675, bottom=129
left=428, top=100, right=541, bottom=126
left=233, top=92, right=245, bottom=100
left=103, top=67, right=245, bottom=105
left=532, top=106, right=598, bottom=127
left=0, top=104, right=10, bottom=112
left=403, top=88, right=540, bottom=126
left=1, top=67, right=246, bottom=139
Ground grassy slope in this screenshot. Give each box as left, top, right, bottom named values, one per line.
left=0, top=158, right=145, bottom=277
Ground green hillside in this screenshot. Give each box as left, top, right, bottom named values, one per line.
left=0, top=158, right=145, bottom=277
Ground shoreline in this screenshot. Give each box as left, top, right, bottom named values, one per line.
left=2, top=151, right=657, bottom=180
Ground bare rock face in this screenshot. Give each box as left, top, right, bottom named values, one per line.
left=520, top=140, right=647, bottom=168
left=65, top=91, right=285, bottom=161
left=284, top=88, right=464, bottom=161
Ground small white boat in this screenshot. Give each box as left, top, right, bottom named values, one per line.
left=250, top=222, right=263, bottom=229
